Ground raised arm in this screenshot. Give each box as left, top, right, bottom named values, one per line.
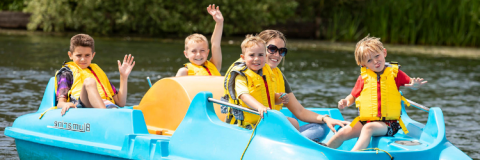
left=113, top=54, right=135, bottom=107
left=207, top=4, right=224, bottom=71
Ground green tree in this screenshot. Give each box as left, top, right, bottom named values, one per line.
left=0, top=0, right=25, bottom=11
left=24, top=0, right=298, bottom=35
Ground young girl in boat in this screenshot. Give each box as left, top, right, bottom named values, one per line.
left=326, top=35, right=427, bottom=151
left=176, top=4, right=224, bottom=76
left=56, top=34, right=135, bottom=115
left=258, top=30, right=349, bottom=142
left=222, top=35, right=285, bottom=129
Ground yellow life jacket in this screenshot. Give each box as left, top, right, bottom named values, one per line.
left=54, top=62, right=116, bottom=104
left=223, top=59, right=277, bottom=127
left=350, top=63, right=411, bottom=134
left=184, top=60, right=221, bottom=76
left=271, top=67, right=286, bottom=109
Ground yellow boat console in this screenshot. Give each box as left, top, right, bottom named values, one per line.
left=134, top=76, right=226, bottom=135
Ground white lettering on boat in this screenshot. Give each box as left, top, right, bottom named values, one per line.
left=47, top=121, right=90, bottom=132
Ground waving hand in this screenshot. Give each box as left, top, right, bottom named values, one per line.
left=118, top=54, right=135, bottom=77
left=207, top=4, right=224, bottom=23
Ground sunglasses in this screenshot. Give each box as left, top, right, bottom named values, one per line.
left=267, top=44, right=287, bottom=57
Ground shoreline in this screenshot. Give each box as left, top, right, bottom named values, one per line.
left=1, top=28, right=479, bottom=59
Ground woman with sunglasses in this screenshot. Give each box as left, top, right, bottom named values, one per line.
left=258, top=30, right=349, bottom=143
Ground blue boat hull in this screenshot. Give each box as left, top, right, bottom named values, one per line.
left=5, top=77, right=471, bottom=159
left=15, top=139, right=126, bottom=160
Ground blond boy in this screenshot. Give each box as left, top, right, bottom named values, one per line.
left=325, top=35, right=427, bottom=150
left=223, top=35, right=286, bottom=129
left=176, top=4, right=223, bottom=76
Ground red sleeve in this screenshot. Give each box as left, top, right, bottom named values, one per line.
left=395, top=70, right=411, bottom=89
left=351, top=75, right=364, bottom=98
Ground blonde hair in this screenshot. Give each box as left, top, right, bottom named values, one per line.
left=241, top=34, right=265, bottom=54
left=258, top=30, right=287, bottom=46
left=185, top=33, right=208, bottom=50
left=354, top=35, right=385, bottom=65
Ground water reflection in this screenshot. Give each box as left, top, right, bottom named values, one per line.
left=0, top=35, right=479, bottom=159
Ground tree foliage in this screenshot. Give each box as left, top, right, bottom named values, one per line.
left=7, top=0, right=480, bottom=46
left=0, top=0, right=25, bottom=11
left=296, top=0, right=480, bottom=46
left=24, top=0, right=298, bottom=35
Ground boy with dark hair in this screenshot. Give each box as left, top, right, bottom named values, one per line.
left=56, top=34, right=135, bottom=115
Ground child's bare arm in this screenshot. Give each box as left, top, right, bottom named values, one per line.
left=114, top=54, right=135, bottom=107
left=175, top=67, right=188, bottom=77
left=239, top=94, right=270, bottom=118
left=404, top=77, right=427, bottom=90
left=338, top=94, right=355, bottom=109
left=57, top=98, right=76, bottom=116
left=207, top=4, right=224, bottom=71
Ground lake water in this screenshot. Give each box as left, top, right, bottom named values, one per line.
left=0, top=34, right=479, bottom=159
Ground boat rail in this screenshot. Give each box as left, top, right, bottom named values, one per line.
left=207, top=98, right=260, bottom=115
left=405, top=99, right=430, bottom=112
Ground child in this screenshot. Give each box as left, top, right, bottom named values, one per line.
left=222, top=35, right=287, bottom=129
left=56, top=34, right=135, bottom=116
left=325, top=35, right=427, bottom=151
left=176, top=4, right=223, bottom=76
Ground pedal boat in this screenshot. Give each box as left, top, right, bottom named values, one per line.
left=4, top=76, right=471, bottom=160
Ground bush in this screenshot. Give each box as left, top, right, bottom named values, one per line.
left=0, top=0, right=25, bottom=11
left=21, top=0, right=480, bottom=46
left=314, top=0, right=480, bottom=46
left=24, top=0, right=298, bottom=35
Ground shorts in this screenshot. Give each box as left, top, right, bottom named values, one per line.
left=299, top=123, right=329, bottom=142
left=360, top=120, right=401, bottom=136
left=75, top=97, right=85, bottom=108
left=76, top=98, right=119, bottom=109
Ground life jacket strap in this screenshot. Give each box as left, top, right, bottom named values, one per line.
left=398, top=118, right=409, bottom=134
left=39, top=106, right=57, bottom=119
left=401, top=96, right=411, bottom=107
left=350, top=117, right=361, bottom=128
left=203, top=66, right=212, bottom=76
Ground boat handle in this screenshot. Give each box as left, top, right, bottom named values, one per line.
left=207, top=98, right=260, bottom=115
left=209, top=98, right=429, bottom=114
left=146, top=77, right=152, bottom=88
left=405, top=98, right=430, bottom=112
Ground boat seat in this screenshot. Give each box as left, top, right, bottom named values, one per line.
left=134, top=76, right=226, bottom=135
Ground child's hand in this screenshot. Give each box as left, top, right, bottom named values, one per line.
left=258, top=106, right=270, bottom=119
left=338, top=99, right=348, bottom=109
left=405, top=77, right=427, bottom=90
left=118, top=54, right=135, bottom=78
left=207, top=4, right=224, bottom=23
left=61, top=102, right=77, bottom=116
left=275, top=93, right=289, bottom=104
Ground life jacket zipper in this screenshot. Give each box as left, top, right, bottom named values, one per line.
left=88, top=67, right=110, bottom=100
left=203, top=66, right=212, bottom=76
left=262, top=76, right=272, bottom=109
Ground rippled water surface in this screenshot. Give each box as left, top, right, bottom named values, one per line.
left=0, top=35, right=479, bottom=159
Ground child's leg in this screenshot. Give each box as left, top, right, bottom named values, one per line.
left=351, top=121, right=388, bottom=151
left=287, top=117, right=300, bottom=130
left=79, top=78, right=106, bottom=108
left=326, top=122, right=363, bottom=148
